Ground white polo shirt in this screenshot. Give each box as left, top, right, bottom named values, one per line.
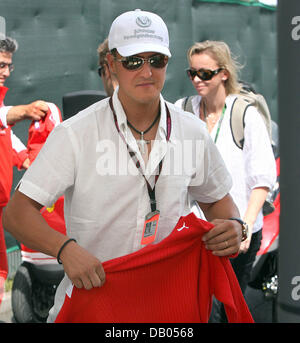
left=19, top=88, right=232, bottom=321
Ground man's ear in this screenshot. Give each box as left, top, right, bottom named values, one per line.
left=106, top=52, right=116, bottom=75
left=103, top=64, right=110, bottom=80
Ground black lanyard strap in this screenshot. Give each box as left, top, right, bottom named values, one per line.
left=109, top=97, right=171, bottom=212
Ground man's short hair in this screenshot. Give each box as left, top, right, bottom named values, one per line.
left=0, top=36, right=18, bottom=54
left=97, top=38, right=109, bottom=67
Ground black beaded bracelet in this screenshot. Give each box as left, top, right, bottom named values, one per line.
left=57, top=238, right=77, bottom=264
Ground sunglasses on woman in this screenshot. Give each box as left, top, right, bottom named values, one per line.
left=186, top=67, right=223, bottom=81
left=114, top=54, right=169, bottom=71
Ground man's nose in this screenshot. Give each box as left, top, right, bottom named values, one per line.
left=139, top=60, right=153, bottom=77
left=2, top=65, right=11, bottom=77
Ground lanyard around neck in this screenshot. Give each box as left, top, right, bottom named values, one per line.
left=213, top=104, right=227, bottom=143
left=109, top=97, right=172, bottom=212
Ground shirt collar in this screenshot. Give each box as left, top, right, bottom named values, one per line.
left=111, top=86, right=168, bottom=142
left=0, top=86, right=8, bottom=105
left=112, top=86, right=127, bottom=132
left=158, top=93, right=167, bottom=140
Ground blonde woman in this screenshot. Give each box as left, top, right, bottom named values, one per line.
left=175, top=41, right=276, bottom=301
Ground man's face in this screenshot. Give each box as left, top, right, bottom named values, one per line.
left=0, top=52, right=13, bottom=87
left=107, top=51, right=167, bottom=107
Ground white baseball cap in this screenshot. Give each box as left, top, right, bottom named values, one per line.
left=108, top=9, right=171, bottom=57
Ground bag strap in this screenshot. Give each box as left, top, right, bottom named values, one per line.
left=182, top=96, right=195, bottom=115
left=183, top=94, right=247, bottom=149
left=253, top=93, right=272, bottom=139
left=230, top=93, right=272, bottom=150
left=230, top=95, right=252, bottom=150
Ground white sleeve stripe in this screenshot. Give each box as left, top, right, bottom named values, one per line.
left=11, top=130, right=27, bottom=152
left=0, top=106, right=12, bottom=128
left=47, top=102, right=62, bottom=127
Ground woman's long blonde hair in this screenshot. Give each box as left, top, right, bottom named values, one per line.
left=187, top=40, right=242, bottom=95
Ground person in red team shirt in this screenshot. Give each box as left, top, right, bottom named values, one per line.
left=0, top=35, right=48, bottom=306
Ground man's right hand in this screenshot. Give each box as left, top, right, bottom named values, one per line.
left=58, top=240, right=106, bottom=290
left=3, top=191, right=105, bottom=291
left=6, top=100, right=48, bottom=125
left=23, top=100, right=49, bottom=121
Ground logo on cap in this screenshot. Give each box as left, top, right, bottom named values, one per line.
left=136, top=16, right=152, bottom=28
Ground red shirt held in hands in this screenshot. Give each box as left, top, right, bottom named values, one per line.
left=55, top=213, right=254, bottom=323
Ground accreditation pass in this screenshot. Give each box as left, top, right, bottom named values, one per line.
left=141, top=210, right=160, bottom=245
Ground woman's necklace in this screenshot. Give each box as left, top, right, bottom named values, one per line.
left=202, top=100, right=226, bottom=143
left=127, top=110, right=161, bottom=154
left=202, top=101, right=218, bottom=124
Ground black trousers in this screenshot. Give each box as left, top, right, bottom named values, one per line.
left=209, top=229, right=263, bottom=323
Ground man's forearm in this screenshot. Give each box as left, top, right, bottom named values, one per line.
left=6, top=100, right=48, bottom=125
left=3, top=190, right=106, bottom=290
left=3, top=190, right=67, bottom=258
left=198, top=193, right=240, bottom=222
left=197, top=194, right=243, bottom=256
left=6, top=105, right=28, bottom=125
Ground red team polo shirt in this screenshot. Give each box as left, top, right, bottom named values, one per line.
left=26, top=102, right=62, bottom=163
left=0, top=86, right=29, bottom=207
left=0, top=87, right=61, bottom=303
left=0, top=87, right=28, bottom=289
left=55, top=213, right=254, bottom=323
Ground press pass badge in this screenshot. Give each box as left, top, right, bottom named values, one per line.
left=141, top=210, right=160, bottom=245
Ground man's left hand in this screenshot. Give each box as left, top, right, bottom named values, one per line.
left=202, top=218, right=242, bottom=256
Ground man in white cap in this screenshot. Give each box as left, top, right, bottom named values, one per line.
left=3, top=10, right=246, bottom=322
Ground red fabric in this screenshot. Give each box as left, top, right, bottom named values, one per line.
left=0, top=127, right=29, bottom=205
left=55, top=213, right=254, bottom=323
left=21, top=104, right=65, bottom=261
left=0, top=86, right=29, bottom=206
left=12, top=148, right=28, bottom=170
left=27, top=103, right=62, bottom=163
left=0, top=87, right=14, bottom=299
left=0, top=87, right=13, bottom=207
left=259, top=157, right=280, bottom=255
left=0, top=208, right=8, bottom=307
left=0, top=127, right=12, bottom=207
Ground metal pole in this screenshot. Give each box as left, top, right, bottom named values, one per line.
left=277, top=0, right=300, bottom=323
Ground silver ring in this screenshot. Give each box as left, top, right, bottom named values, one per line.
left=225, top=240, right=229, bottom=249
